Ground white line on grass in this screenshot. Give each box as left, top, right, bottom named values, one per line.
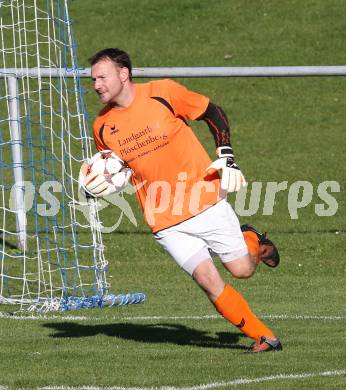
left=35, top=369, right=346, bottom=390
left=0, top=312, right=345, bottom=322
left=122, top=314, right=346, bottom=322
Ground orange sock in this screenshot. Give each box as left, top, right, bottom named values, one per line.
left=214, top=284, right=275, bottom=340
left=243, top=231, right=260, bottom=263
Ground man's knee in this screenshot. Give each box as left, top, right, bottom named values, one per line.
left=192, top=259, right=225, bottom=301
left=223, top=253, right=256, bottom=279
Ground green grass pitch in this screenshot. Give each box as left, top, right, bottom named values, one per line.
left=0, top=0, right=345, bottom=388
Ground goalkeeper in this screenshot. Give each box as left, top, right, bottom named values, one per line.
left=85, top=48, right=282, bottom=353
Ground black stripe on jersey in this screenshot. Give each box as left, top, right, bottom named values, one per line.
left=150, top=96, right=175, bottom=115
left=99, top=123, right=110, bottom=149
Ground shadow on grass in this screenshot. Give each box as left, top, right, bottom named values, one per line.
left=43, top=322, right=247, bottom=350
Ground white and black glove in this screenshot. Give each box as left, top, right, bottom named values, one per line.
left=206, top=146, right=247, bottom=193
left=83, top=169, right=132, bottom=198
left=78, top=160, right=132, bottom=198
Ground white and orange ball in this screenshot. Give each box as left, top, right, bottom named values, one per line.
left=78, top=150, right=132, bottom=197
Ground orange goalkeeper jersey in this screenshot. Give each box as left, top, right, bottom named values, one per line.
left=93, top=79, right=221, bottom=232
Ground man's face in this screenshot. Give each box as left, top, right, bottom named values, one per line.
left=91, top=59, right=126, bottom=105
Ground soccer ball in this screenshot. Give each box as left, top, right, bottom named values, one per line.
left=87, top=150, right=124, bottom=176
left=89, top=151, right=123, bottom=175
left=78, top=150, right=132, bottom=197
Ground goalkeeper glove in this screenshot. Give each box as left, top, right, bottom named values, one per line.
left=206, top=146, right=247, bottom=193
left=83, top=171, right=112, bottom=197
left=79, top=166, right=132, bottom=198
left=83, top=170, right=132, bottom=197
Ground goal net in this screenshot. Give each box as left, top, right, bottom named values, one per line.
left=0, top=0, right=144, bottom=311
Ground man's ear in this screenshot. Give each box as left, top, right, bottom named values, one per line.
left=119, top=67, right=130, bottom=83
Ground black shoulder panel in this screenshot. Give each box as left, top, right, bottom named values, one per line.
left=150, top=96, right=175, bottom=115
left=99, top=123, right=110, bottom=149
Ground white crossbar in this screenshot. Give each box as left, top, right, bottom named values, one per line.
left=0, top=66, right=346, bottom=78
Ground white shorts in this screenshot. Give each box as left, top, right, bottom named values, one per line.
left=154, top=199, right=248, bottom=275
